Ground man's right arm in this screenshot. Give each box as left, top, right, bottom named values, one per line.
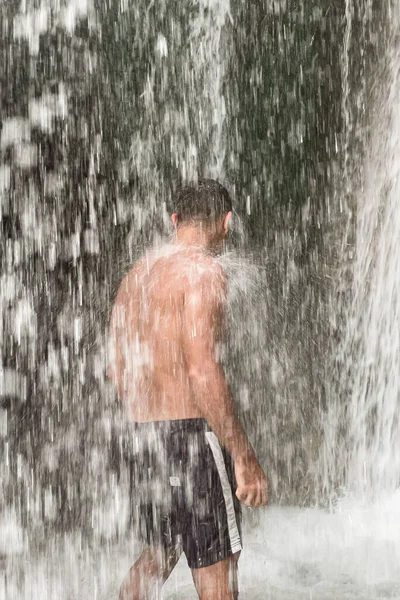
left=108, top=294, right=127, bottom=400
left=182, top=266, right=268, bottom=507
left=108, top=261, right=145, bottom=402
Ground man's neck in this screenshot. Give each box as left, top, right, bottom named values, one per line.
left=173, top=225, right=214, bottom=250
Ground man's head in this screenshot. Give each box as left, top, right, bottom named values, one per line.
left=171, top=179, right=232, bottom=249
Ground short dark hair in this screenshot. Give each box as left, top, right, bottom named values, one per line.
left=172, top=178, right=232, bottom=224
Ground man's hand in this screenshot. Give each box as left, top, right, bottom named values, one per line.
left=234, top=457, right=268, bottom=507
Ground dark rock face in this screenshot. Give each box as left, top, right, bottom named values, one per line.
left=0, top=0, right=361, bottom=539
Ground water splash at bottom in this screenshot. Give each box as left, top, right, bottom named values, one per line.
left=4, top=491, right=400, bottom=599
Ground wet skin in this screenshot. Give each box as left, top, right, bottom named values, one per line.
left=109, top=245, right=225, bottom=422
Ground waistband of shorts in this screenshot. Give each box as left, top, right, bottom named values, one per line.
left=132, top=418, right=210, bottom=435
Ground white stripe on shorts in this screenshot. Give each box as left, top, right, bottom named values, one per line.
left=205, top=431, right=242, bottom=554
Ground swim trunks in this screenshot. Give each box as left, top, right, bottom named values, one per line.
left=128, top=418, right=242, bottom=569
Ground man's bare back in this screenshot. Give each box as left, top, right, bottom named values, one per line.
left=109, top=245, right=225, bottom=422
left=110, top=240, right=267, bottom=504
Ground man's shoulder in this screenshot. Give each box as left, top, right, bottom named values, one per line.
left=114, top=257, right=146, bottom=301
left=179, top=253, right=227, bottom=301
left=197, top=252, right=226, bottom=275
left=150, top=246, right=223, bottom=274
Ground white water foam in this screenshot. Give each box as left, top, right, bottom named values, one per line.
left=321, top=0, right=400, bottom=500
left=4, top=495, right=400, bottom=599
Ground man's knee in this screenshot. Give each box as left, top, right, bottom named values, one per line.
left=119, top=572, right=158, bottom=600
left=197, top=576, right=238, bottom=600
left=119, top=546, right=180, bottom=600
left=193, top=554, right=239, bottom=600
left=119, top=580, right=136, bottom=600
left=119, top=572, right=140, bottom=600
left=198, top=591, right=238, bottom=600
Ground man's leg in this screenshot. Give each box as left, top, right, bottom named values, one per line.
left=119, top=545, right=182, bottom=600
left=191, top=552, right=240, bottom=600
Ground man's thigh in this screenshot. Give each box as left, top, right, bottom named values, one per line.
left=191, top=551, right=240, bottom=600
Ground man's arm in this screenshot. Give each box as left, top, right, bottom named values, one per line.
left=108, top=296, right=127, bottom=399
left=182, top=265, right=268, bottom=507
left=108, top=264, right=142, bottom=400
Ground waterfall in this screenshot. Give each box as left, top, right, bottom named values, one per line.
left=7, top=0, right=400, bottom=597
left=322, top=1, right=400, bottom=499
left=346, top=3, right=400, bottom=496
left=130, top=0, right=232, bottom=195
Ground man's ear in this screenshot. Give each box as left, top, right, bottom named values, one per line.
left=223, top=211, right=232, bottom=233
left=171, top=213, right=178, bottom=228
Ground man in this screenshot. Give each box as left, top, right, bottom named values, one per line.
left=108, top=179, right=268, bottom=600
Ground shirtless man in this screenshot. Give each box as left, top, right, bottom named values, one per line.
left=108, top=179, right=268, bottom=600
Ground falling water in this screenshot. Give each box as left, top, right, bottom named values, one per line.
left=130, top=0, right=233, bottom=188
left=322, top=1, right=400, bottom=499
left=345, top=0, right=400, bottom=497
left=4, top=0, right=400, bottom=599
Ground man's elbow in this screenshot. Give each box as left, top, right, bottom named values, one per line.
left=188, top=359, right=221, bottom=391
left=107, top=365, right=116, bottom=382
left=188, top=363, right=212, bottom=383
left=107, top=365, right=122, bottom=394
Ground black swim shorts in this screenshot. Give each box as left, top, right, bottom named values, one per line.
left=128, top=418, right=242, bottom=569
